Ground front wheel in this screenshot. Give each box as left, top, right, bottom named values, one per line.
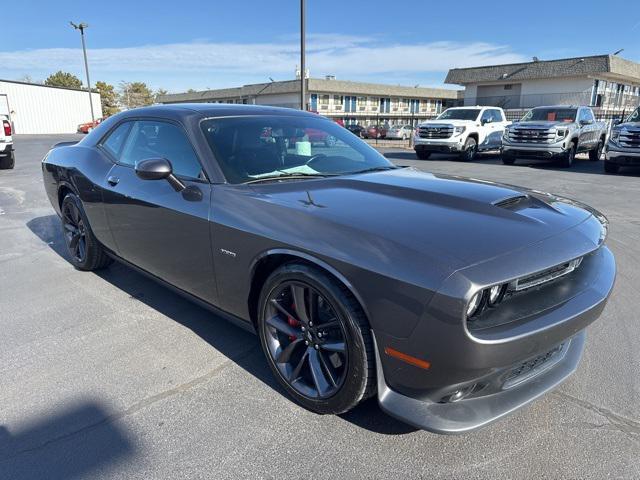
left=61, top=193, right=113, bottom=271
left=460, top=137, right=477, bottom=162
left=560, top=143, right=576, bottom=168
left=258, top=263, right=375, bottom=415
left=589, top=139, right=603, bottom=161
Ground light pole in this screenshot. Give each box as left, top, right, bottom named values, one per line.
left=300, top=0, right=306, bottom=111
left=70, top=21, right=95, bottom=123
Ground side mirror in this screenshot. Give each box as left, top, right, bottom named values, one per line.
left=481, top=117, right=493, bottom=125
left=135, top=158, right=185, bottom=191
left=612, top=117, right=622, bottom=125
left=579, top=119, right=593, bottom=126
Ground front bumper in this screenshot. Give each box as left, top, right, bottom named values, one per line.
left=376, top=330, right=586, bottom=434
left=605, top=145, right=640, bottom=166
left=414, top=139, right=462, bottom=153
left=502, top=143, right=567, bottom=159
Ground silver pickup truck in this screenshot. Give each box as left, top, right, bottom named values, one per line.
left=604, top=106, right=640, bottom=174
left=502, top=106, right=607, bottom=168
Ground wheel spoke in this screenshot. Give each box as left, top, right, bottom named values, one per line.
left=289, top=349, right=308, bottom=382
left=316, top=318, right=339, bottom=329
left=308, top=348, right=331, bottom=396
left=68, top=233, right=80, bottom=250
left=77, top=237, right=86, bottom=260
left=320, top=341, right=345, bottom=353
left=64, top=223, right=76, bottom=233
left=308, top=290, right=318, bottom=324
left=291, top=285, right=310, bottom=324
left=269, top=299, right=297, bottom=321
left=317, top=350, right=338, bottom=387
left=276, top=338, right=303, bottom=363
left=265, top=314, right=300, bottom=338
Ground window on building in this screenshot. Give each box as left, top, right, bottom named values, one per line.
left=333, top=95, right=344, bottom=107
left=319, top=95, right=330, bottom=105
left=357, top=96, right=367, bottom=110
left=504, top=84, right=513, bottom=90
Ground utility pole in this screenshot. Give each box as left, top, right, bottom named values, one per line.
left=70, top=21, right=95, bottom=123
left=300, top=0, right=306, bottom=111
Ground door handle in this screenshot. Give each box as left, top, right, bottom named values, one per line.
left=107, top=176, right=120, bottom=186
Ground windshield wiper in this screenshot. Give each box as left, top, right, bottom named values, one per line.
left=244, top=172, right=337, bottom=184
left=349, top=165, right=402, bottom=175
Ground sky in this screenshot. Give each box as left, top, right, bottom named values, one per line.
left=1, top=0, right=640, bottom=93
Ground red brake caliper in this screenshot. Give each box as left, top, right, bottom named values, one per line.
left=288, top=303, right=300, bottom=341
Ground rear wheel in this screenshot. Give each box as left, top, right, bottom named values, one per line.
left=589, top=139, right=604, bottom=161
left=61, top=193, right=113, bottom=271
left=604, top=161, right=620, bottom=174
left=460, top=137, right=477, bottom=162
left=502, top=154, right=516, bottom=165
left=560, top=142, right=576, bottom=168
left=0, top=151, right=15, bottom=169
left=258, top=263, right=375, bottom=415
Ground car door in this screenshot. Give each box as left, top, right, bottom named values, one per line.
left=100, top=119, right=217, bottom=304
left=577, top=108, right=596, bottom=151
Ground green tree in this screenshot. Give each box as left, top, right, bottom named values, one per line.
left=119, top=81, right=154, bottom=109
left=186, top=88, right=197, bottom=93
left=44, top=71, right=83, bottom=89
left=95, top=81, right=120, bottom=117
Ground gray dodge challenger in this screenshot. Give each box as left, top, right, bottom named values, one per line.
left=42, top=104, right=615, bottom=433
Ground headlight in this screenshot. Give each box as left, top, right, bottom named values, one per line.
left=453, top=126, right=466, bottom=136
left=466, top=292, right=482, bottom=317
left=609, top=128, right=621, bottom=145
left=556, top=129, right=568, bottom=138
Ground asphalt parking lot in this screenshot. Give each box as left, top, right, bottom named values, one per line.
left=1, top=134, right=639, bottom=479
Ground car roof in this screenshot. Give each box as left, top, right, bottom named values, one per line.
left=117, top=103, right=320, bottom=120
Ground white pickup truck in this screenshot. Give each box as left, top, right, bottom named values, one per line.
left=414, top=106, right=510, bottom=161
left=0, top=114, right=14, bottom=169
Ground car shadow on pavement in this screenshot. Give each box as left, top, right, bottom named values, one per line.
left=0, top=401, right=135, bottom=480
left=26, top=215, right=416, bottom=436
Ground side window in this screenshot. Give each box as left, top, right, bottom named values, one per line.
left=481, top=110, right=492, bottom=123
left=119, top=120, right=204, bottom=180
left=100, top=122, right=132, bottom=160
left=584, top=109, right=595, bottom=122
left=491, top=109, right=504, bottom=122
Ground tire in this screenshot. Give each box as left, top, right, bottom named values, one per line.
left=560, top=142, right=576, bottom=168
left=60, top=192, right=113, bottom=271
left=589, top=139, right=604, bottom=161
left=0, top=151, right=15, bottom=169
left=416, top=150, right=431, bottom=160
left=257, top=262, right=375, bottom=415
left=604, top=161, right=620, bottom=174
left=460, top=137, right=477, bottom=162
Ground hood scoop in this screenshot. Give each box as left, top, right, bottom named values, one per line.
left=493, top=194, right=531, bottom=210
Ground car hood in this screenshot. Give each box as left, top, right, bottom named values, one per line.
left=512, top=121, right=575, bottom=129
left=420, top=119, right=477, bottom=127
left=249, top=168, right=600, bottom=271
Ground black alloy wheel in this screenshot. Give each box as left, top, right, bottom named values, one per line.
left=263, top=281, right=348, bottom=399
left=62, top=198, right=88, bottom=264
left=589, top=140, right=604, bottom=161
left=461, top=137, right=477, bottom=161
left=258, top=263, right=375, bottom=414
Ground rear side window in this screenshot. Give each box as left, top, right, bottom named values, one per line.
left=119, top=120, right=205, bottom=180
left=101, top=122, right=131, bottom=159
left=490, top=109, right=504, bottom=122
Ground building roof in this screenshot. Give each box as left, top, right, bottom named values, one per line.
left=0, top=78, right=90, bottom=93
left=445, top=55, right=640, bottom=85
left=158, top=78, right=459, bottom=104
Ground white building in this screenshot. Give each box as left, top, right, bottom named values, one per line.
left=0, top=79, right=102, bottom=134
left=445, top=55, right=640, bottom=113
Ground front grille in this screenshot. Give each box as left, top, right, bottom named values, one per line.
left=507, top=127, right=557, bottom=144
left=513, top=257, right=583, bottom=291
left=418, top=125, right=453, bottom=139
left=618, top=127, right=640, bottom=148
left=503, top=342, right=566, bottom=389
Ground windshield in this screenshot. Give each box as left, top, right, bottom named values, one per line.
left=437, top=109, right=480, bottom=121
left=522, top=108, right=577, bottom=122
left=625, top=107, right=640, bottom=123
left=201, top=115, right=394, bottom=184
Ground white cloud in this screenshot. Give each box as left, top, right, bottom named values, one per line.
left=0, top=36, right=526, bottom=90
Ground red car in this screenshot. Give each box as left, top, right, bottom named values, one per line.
left=77, top=118, right=103, bottom=134
left=363, top=125, right=387, bottom=139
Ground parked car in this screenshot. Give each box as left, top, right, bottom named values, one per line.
left=414, top=107, right=509, bottom=161
left=0, top=114, right=14, bottom=169
left=77, top=117, right=103, bottom=134
left=386, top=124, right=413, bottom=140
left=502, top=106, right=607, bottom=168
left=42, top=104, right=615, bottom=434
left=604, top=105, right=640, bottom=174
left=363, top=124, right=387, bottom=139
left=345, top=124, right=365, bottom=137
